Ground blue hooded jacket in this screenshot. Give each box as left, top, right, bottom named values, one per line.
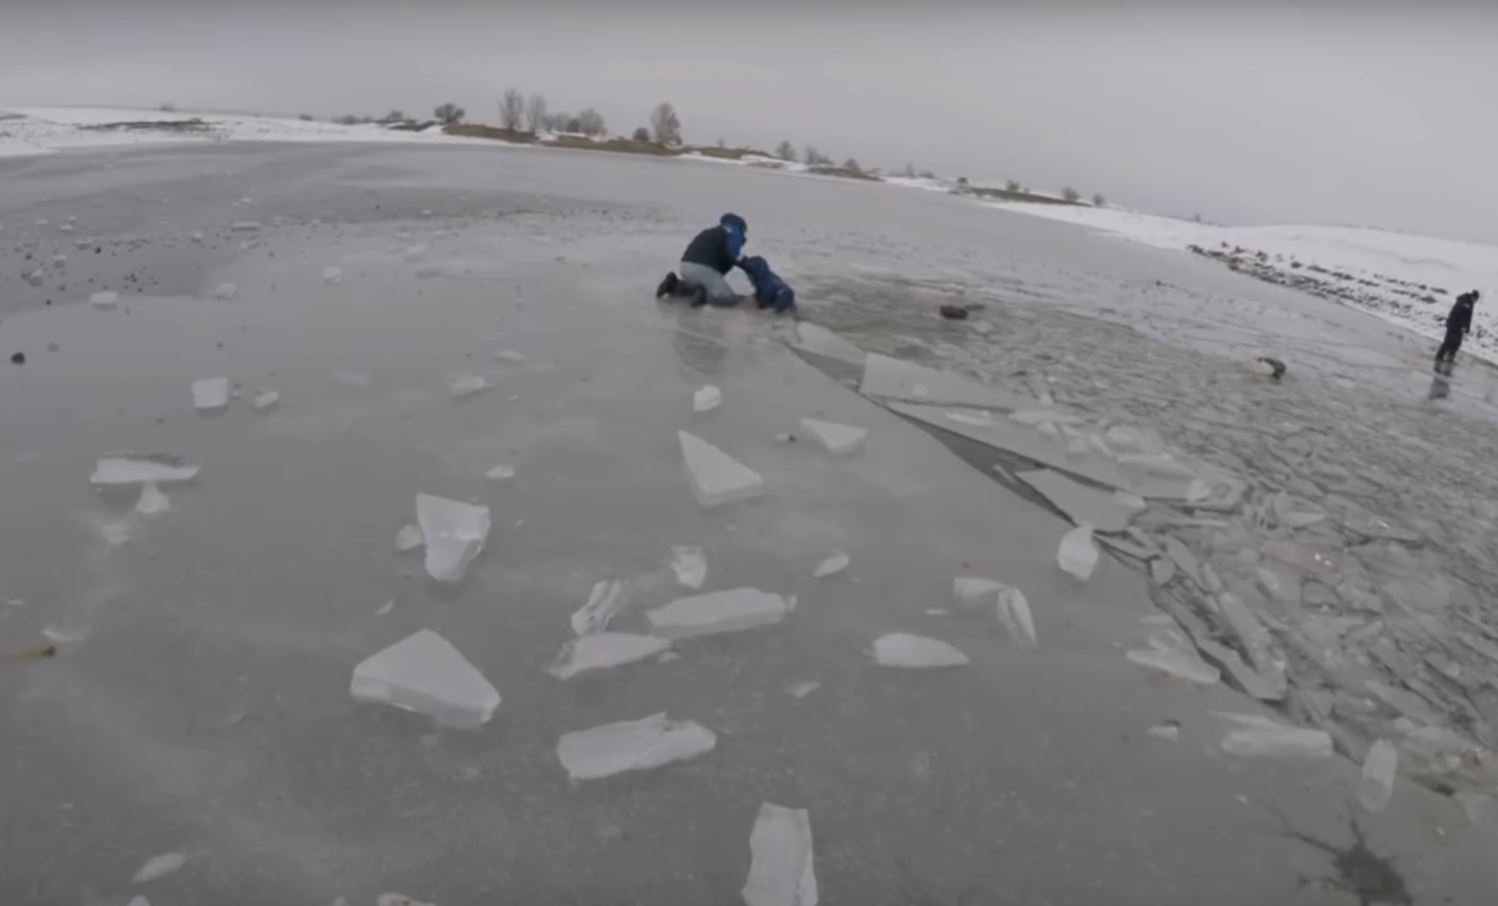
left=739, top=255, right=796, bottom=314
left=680, top=212, right=748, bottom=275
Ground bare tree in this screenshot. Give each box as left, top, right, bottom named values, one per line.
left=631, top=126, right=651, bottom=142
left=500, top=88, right=524, bottom=131
left=902, top=162, right=916, bottom=178
left=525, top=93, right=549, bottom=134
left=298, top=113, right=315, bottom=121
left=650, top=102, right=682, bottom=145
left=918, top=170, right=936, bottom=179
left=159, top=102, right=176, bottom=112
left=433, top=103, right=465, bottom=125
left=564, top=114, right=583, bottom=133
left=842, top=157, right=862, bottom=172
left=576, top=108, right=606, bottom=137
left=1061, top=186, right=1081, bottom=202
left=1005, top=179, right=1021, bottom=192
left=377, top=109, right=406, bottom=124
left=775, top=140, right=795, bottom=161
left=803, top=146, right=827, bottom=165
left=1091, top=192, right=1106, bottom=207
left=545, top=112, right=570, bottom=132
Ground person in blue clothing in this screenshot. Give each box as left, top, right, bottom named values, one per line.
left=656, top=213, right=749, bottom=307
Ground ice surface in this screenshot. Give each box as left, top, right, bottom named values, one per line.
left=134, top=482, right=170, bottom=517
left=1017, top=469, right=1136, bottom=533
left=647, top=588, right=788, bottom=639
left=191, top=377, right=230, bottom=413
left=571, top=580, right=625, bottom=636
left=88, top=290, right=119, bottom=309
left=128, top=898, right=149, bottom=906
left=330, top=368, right=371, bottom=388
left=798, top=418, right=867, bottom=455
left=350, top=629, right=500, bottom=729
left=448, top=373, right=488, bottom=400
left=813, top=552, right=849, bottom=579
left=395, top=523, right=424, bottom=552
left=379, top=894, right=433, bottom=906
left=404, top=243, right=428, bottom=261
left=872, top=633, right=969, bottom=669
left=693, top=384, right=723, bottom=413
left=230, top=221, right=261, bottom=232
left=322, top=265, right=343, bottom=284
left=1149, top=558, right=1176, bottom=584
left=415, top=493, right=490, bottom=583
left=549, top=633, right=670, bottom=679
left=670, top=545, right=707, bottom=590
left=678, top=431, right=765, bottom=509
left=944, top=409, right=996, bottom=428
left=1358, top=739, right=1398, bottom=813
left=556, top=712, right=716, bottom=780
left=1126, top=631, right=1221, bottom=685
left=1056, top=525, right=1099, bottom=581
left=212, top=282, right=238, bottom=301
left=790, top=322, right=864, bottom=364
left=493, top=348, right=528, bottom=363
left=485, top=463, right=515, bottom=481
left=1162, top=536, right=1203, bottom=586
left=786, top=681, right=821, bottom=699
left=1216, top=593, right=1287, bottom=701
left=132, top=851, right=188, bottom=884
left=1218, top=715, right=1333, bottom=758
left=742, top=802, right=818, bottom=906
left=250, top=390, right=280, bottom=412
left=1147, top=722, right=1182, bottom=741
left=860, top=352, right=1035, bottom=410
left=90, top=454, right=199, bottom=487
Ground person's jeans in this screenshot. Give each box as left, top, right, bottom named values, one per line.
left=678, top=261, right=737, bottom=306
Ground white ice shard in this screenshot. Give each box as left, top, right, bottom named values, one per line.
left=132, top=851, right=189, bottom=884
left=1010, top=409, right=1089, bottom=427
left=1358, top=739, right=1398, bottom=813
left=944, top=409, right=996, bottom=428
left=670, top=545, right=707, bottom=590
left=872, top=633, right=969, bottom=669
left=1056, top=525, right=1099, bottom=581
left=647, top=588, right=788, bottom=639
left=742, top=802, right=818, bottom=906
left=395, top=523, right=424, bottom=552
left=89, top=290, right=119, bottom=309
left=952, top=577, right=1001, bottom=611
left=212, top=282, right=238, bottom=301
left=1147, top=722, right=1181, bottom=741
left=786, top=681, right=821, bottom=699
left=230, top=220, right=261, bottom=232
left=556, top=712, right=717, bottom=780
left=791, top=322, right=864, bottom=364
left=322, top=265, right=343, bottom=284
left=678, top=431, right=765, bottom=509
left=1017, top=469, right=1137, bottom=534
left=693, top=384, right=723, bottom=413
left=485, top=463, right=515, bottom=481
left=571, top=580, right=626, bottom=636
left=415, top=493, right=490, bottom=583
left=1220, top=719, right=1333, bottom=759
left=90, top=454, right=199, bottom=487
left=798, top=418, right=867, bottom=455
left=493, top=348, right=528, bottom=363
left=813, top=552, right=849, bottom=579
left=251, top=390, right=280, bottom=412
left=994, top=584, right=1037, bottom=649
left=448, top=373, right=487, bottom=400
left=350, top=629, right=500, bottom=728
left=191, top=377, right=230, bottom=413
left=1126, top=630, right=1220, bottom=685
left=134, top=482, right=170, bottom=517
left=548, top=633, right=670, bottom=680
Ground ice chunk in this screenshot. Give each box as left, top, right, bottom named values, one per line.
left=953, top=576, right=1002, bottom=612
left=1162, top=536, right=1203, bottom=586
left=485, top=463, right=515, bottom=481
left=91, top=454, right=199, bottom=487
left=1220, top=721, right=1333, bottom=759
left=1056, top=525, right=1099, bottom=581
left=415, top=493, right=490, bottom=583
left=693, top=384, right=723, bottom=413
left=944, top=409, right=996, bottom=428
left=1116, top=452, right=1198, bottom=480
left=860, top=352, right=1036, bottom=409
left=448, top=373, right=487, bottom=400
left=1126, top=631, right=1220, bottom=685
left=132, top=851, right=189, bottom=884
left=1017, top=469, right=1136, bottom=533
left=994, top=584, right=1037, bottom=649
left=670, top=545, right=707, bottom=590
left=89, top=290, right=119, bottom=309
left=322, top=265, right=343, bottom=284
left=1010, top=409, right=1088, bottom=426
left=678, top=431, right=765, bottom=509
left=742, top=802, right=818, bottom=906
left=786, top=681, right=821, bottom=699
left=493, top=348, right=528, bottom=363
left=813, top=552, right=849, bottom=579
left=395, top=523, right=424, bottom=552
left=134, top=482, right=170, bottom=517
left=791, top=322, right=864, bottom=364
left=230, top=220, right=261, bottom=232
left=1150, top=558, right=1176, bottom=584
left=1358, top=739, right=1398, bottom=813
left=212, top=282, right=238, bottom=301
left=404, top=243, right=428, bottom=262
left=548, top=633, right=670, bottom=679
left=571, top=580, right=625, bottom=636
left=872, top=633, right=969, bottom=669
left=1147, top=721, right=1181, bottom=741
left=556, top=712, right=716, bottom=780
left=647, top=588, right=788, bottom=639
left=798, top=418, right=867, bottom=455
left=379, top=894, right=433, bottom=906
left=1113, top=491, right=1147, bottom=511
left=350, top=629, right=500, bottom=728
left=251, top=390, right=280, bottom=412
left=190, top=230, right=204, bottom=243
left=191, top=377, right=230, bottom=413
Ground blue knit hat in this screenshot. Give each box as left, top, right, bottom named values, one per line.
left=720, top=212, right=747, bottom=233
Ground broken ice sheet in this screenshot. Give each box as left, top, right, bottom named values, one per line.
left=872, top=633, right=969, bottom=669
left=742, top=802, right=818, bottom=906
left=693, top=384, right=723, bottom=413
left=415, top=493, right=490, bottom=583
left=493, top=348, right=528, bottom=364
left=798, top=418, right=868, bottom=455
left=1147, top=721, right=1181, bottom=741
left=812, top=552, right=849, bottom=579
left=1358, top=739, right=1398, bottom=813
left=134, top=482, right=170, bottom=517
left=395, top=523, right=424, bottom=552
left=91, top=454, right=199, bottom=487
left=132, top=851, right=189, bottom=884
left=647, top=588, right=788, bottom=639
left=1056, top=524, right=1099, bottom=581
left=670, top=545, right=707, bottom=590
left=350, top=629, right=500, bottom=729
left=89, top=290, right=119, bottom=309
left=191, top=377, right=230, bottom=413
left=1126, top=630, right=1220, bottom=685
left=678, top=431, right=765, bottom=509
left=1017, top=469, right=1136, bottom=534
left=485, top=463, right=515, bottom=481
left=860, top=352, right=1035, bottom=410
left=556, top=712, right=716, bottom=781
left=548, top=633, right=670, bottom=680
left=571, top=580, right=626, bottom=636
left=1219, top=718, right=1333, bottom=759
left=448, top=373, right=488, bottom=400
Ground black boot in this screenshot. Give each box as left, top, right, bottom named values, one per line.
left=656, top=272, right=679, bottom=299
left=690, top=285, right=709, bottom=308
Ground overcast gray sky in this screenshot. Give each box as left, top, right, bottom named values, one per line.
left=4, top=1, right=1496, bottom=242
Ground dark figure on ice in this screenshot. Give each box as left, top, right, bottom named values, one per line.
left=656, top=213, right=749, bottom=307
left=738, top=255, right=796, bottom=314
left=1435, top=290, right=1479, bottom=371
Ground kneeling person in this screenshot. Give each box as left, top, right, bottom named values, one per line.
left=657, top=213, right=748, bottom=307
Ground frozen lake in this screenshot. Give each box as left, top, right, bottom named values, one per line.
left=1, top=143, right=1494, bottom=905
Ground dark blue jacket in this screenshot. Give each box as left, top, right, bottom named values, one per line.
left=682, top=225, right=742, bottom=274
left=739, top=256, right=796, bottom=313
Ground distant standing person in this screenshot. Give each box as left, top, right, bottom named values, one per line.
left=1436, top=290, right=1479, bottom=370
left=656, top=213, right=748, bottom=307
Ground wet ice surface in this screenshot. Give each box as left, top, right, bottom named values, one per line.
left=1, top=143, right=1494, bottom=904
